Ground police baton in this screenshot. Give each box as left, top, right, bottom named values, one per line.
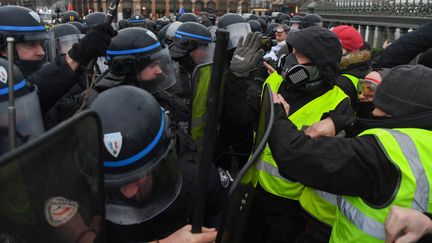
left=7, top=37, right=16, bottom=150
left=85, top=0, right=120, bottom=76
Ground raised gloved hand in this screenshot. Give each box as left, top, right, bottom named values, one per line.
left=230, top=32, right=264, bottom=77
left=68, top=23, right=117, bottom=66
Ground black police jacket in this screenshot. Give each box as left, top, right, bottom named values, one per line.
left=43, top=71, right=189, bottom=131
left=106, top=130, right=230, bottom=243
left=27, top=54, right=81, bottom=115
left=378, top=22, right=432, bottom=68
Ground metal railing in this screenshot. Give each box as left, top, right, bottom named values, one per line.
left=301, top=0, right=432, bottom=48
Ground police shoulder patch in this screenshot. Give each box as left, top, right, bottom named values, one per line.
left=44, top=197, right=79, bottom=227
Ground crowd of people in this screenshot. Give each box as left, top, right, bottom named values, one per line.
left=1, top=5, right=432, bottom=243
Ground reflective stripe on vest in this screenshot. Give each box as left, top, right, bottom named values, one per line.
left=256, top=74, right=349, bottom=200
left=341, top=73, right=360, bottom=91
left=191, top=64, right=212, bottom=150
left=330, top=128, right=432, bottom=243
left=255, top=159, right=294, bottom=183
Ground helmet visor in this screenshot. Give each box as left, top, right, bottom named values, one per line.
left=55, top=33, right=83, bottom=55
left=105, top=139, right=182, bottom=225
left=194, top=42, right=215, bottom=65
left=23, top=30, right=55, bottom=62
left=0, top=86, right=44, bottom=142
left=133, top=47, right=177, bottom=94
left=225, top=23, right=252, bottom=50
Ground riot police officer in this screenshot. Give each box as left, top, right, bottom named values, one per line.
left=303, top=14, right=323, bottom=28
left=0, top=5, right=116, bottom=116
left=168, top=22, right=213, bottom=99
left=0, top=58, right=44, bottom=154
left=128, top=14, right=146, bottom=28
left=62, top=10, right=81, bottom=23
left=90, top=85, right=229, bottom=242
left=51, top=23, right=82, bottom=56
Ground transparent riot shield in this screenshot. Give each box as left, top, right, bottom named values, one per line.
left=190, top=62, right=213, bottom=150
left=216, top=83, right=275, bottom=243
left=0, top=111, right=104, bottom=243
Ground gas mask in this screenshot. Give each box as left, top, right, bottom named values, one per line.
left=278, top=53, right=322, bottom=89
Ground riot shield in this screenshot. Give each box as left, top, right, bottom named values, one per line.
left=216, top=83, right=275, bottom=243
left=191, top=29, right=229, bottom=233
left=0, top=111, right=104, bottom=243
left=190, top=62, right=213, bottom=150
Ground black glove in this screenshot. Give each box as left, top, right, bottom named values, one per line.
left=230, top=32, right=264, bottom=77
left=68, top=23, right=117, bottom=66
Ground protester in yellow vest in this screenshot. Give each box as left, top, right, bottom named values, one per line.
left=332, top=25, right=372, bottom=113
left=269, top=64, right=432, bottom=243
left=227, top=27, right=353, bottom=242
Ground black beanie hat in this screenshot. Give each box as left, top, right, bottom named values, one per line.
left=373, top=65, right=432, bottom=116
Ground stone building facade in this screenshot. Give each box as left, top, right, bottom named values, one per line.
left=70, top=0, right=251, bottom=19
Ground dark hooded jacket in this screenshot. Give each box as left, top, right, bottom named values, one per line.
left=377, top=22, right=432, bottom=68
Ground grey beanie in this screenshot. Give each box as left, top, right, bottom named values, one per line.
left=373, top=65, right=432, bottom=116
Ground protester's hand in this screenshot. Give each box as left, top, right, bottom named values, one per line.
left=68, top=22, right=118, bottom=66
left=383, top=40, right=392, bottom=49
left=158, top=224, right=217, bottom=243
left=263, top=61, right=276, bottom=75
left=385, top=206, right=432, bottom=243
left=230, top=32, right=265, bottom=77
left=304, top=117, right=336, bottom=138
left=272, top=93, right=290, bottom=116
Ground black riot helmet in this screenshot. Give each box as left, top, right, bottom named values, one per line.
left=118, top=19, right=130, bottom=30
left=265, top=23, right=279, bottom=38
left=128, top=15, right=146, bottom=28
left=248, top=20, right=263, bottom=33
left=169, top=22, right=213, bottom=62
left=178, top=13, right=198, bottom=23
left=90, top=85, right=181, bottom=225
left=155, top=19, right=168, bottom=31
left=84, top=12, right=106, bottom=31
left=158, top=24, right=170, bottom=44
left=51, top=23, right=82, bottom=55
left=62, top=10, right=81, bottom=23
left=218, top=13, right=251, bottom=50
left=243, top=13, right=258, bottom=22
left=257, top=18, right=268, bottom=33
left=303, top=14, right=323, bottom=28
left=289, top=15, right=304, bottom=29
left=145, top=19, right=157, bottom=34
left=68, top=21, right=86, bottom=33
left=276, top=13, right=290, bottom=23
left=0, top=57, right=44, bottom=154
left=0, top=5, right=54, bottom=76
left=106, top=27, right=177, bottom=93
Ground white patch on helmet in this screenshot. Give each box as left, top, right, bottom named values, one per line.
left=29, top=11, right=41, bottom=23
left=147, top=30, right=158, bottom=41
left=104, top=132, right=123, bottom=158
left=0, top=66, right=7, bottom=84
